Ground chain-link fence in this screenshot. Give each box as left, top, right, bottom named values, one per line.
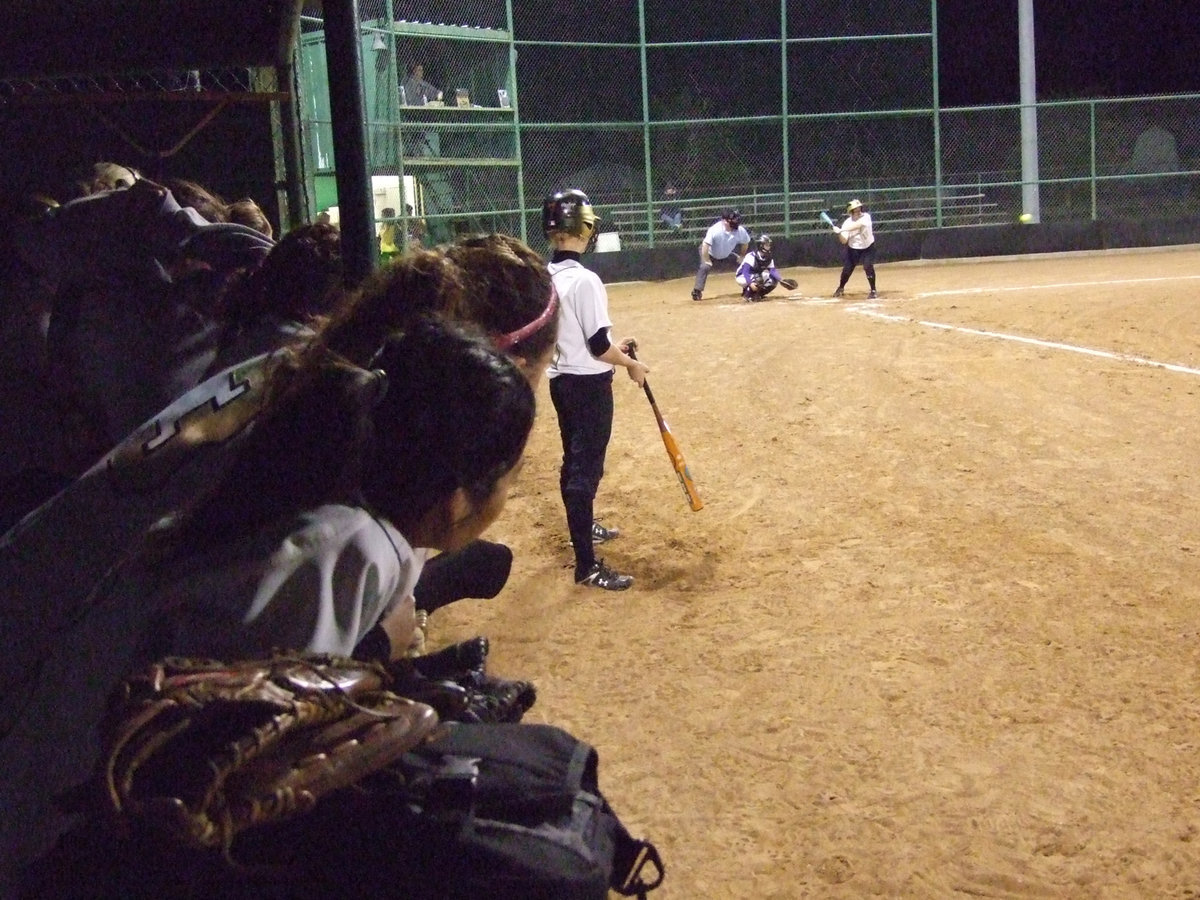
left=295, top=0, right=1200, bottom=253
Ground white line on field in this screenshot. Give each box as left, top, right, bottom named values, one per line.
left=851, top=308, right=1200, bottom=377
left=916, top=274, right=1200, bottom=298
left=716, top=295, right=838, bottom=308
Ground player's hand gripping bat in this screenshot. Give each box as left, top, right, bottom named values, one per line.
left=821, top=210, right=849, bottom=244
left=626, top=343, right=703, bottom=511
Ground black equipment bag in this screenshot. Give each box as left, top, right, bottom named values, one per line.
left=390, top=722, right=665, bottom=900
left=19, top=722, right=665, bottom=900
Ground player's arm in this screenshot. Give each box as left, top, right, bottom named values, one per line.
left=590, top=329, right=648, bottom=386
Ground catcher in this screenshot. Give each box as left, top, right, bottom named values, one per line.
left=734, top=234, right=797, bottom=301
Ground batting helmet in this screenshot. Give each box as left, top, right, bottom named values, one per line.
left=542, top=189, right=600, bottom=243
left=722, top=207, right=742, bottom=227
left=754, top=234, right=772, bottom=262
left=846, top=199, right=863, bottom=212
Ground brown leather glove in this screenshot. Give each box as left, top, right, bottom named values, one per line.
left=95, top=654, right=440, bottom=851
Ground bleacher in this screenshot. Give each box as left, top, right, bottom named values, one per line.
left=603, top=186, right=1010, bottom=250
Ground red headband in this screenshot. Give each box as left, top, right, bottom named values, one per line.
left=491, top=283, right=558, bottom=352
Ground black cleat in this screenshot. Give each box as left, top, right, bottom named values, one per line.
left=569, top=521, right=621, bottom=546
left=411, top=636, right=490, bottom=679
left=591, top=521, right=620, bottom=544
left=576, top=559, right=634, bottom=591
left=457, top=673, right=538, bottom=723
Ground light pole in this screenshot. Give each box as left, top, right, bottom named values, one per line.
left=1019, top=0, right=1041, bottom=222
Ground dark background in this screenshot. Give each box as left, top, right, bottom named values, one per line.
left=938, top=0, right=1192, bottom=105
left=0, top=3, right=1194, bottom=204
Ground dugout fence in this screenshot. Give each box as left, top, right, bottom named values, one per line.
left=295, top=0, right=1200, bottom=255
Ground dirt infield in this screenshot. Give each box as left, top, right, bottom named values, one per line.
left=434, top=246, right=1200, bottom=898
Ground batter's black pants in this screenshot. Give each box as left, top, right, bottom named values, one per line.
left=837, top=243, right=877, bottom=292
left=549, top=371, right=614, bottom=578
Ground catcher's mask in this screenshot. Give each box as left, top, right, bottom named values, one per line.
left=754, top=234, right=772, bottom=262
left=542, top=188, right=600, bottom=251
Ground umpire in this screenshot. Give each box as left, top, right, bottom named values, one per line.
left=691, top=208, right=750, bottom=301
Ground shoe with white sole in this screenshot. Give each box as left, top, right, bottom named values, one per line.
left=591, top=521, right=620, bottom=544
left=575, top=559, right=633, bottom=591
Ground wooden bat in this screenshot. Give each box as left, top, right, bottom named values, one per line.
left=627, top=346, right=703, bottom=511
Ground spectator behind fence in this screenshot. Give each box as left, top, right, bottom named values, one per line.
left=659, top=182, right=682, bottom=230
left=378, top=207, right=400, bottom=255
left=402, top=62, right=442, bottom=106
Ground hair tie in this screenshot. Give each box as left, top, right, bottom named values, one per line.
left=492, top=283, right=558, bottom=351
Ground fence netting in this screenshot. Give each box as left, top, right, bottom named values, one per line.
left=294, top=0, right=1199, bottom=249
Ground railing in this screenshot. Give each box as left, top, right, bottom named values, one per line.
left=604, top=185, right=1007, bottom=250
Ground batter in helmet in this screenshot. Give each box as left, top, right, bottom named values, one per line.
left=542, top=188, right=601, bottom=252
left=542, top=188, right=648, bottom=592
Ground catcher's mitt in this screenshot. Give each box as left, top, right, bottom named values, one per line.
left=779, top=278, right=798, bottom=290
left=97, top=654, right=440, bottom=854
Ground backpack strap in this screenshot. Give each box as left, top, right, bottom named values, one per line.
left=609, top=814, right=665, bottom=898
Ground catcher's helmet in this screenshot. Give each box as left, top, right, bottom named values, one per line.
left=542, top=189, right=600, bottom=242
left=755, top=234, right=772, bottom=262
left=722, top=207, right=742, bottom=227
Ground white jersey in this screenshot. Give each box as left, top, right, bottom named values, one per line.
left=702, top=219, right=751, bottom=261
left=0, top=503, right=424, bottom=880
left=145, top=504, right=426, bottom=659
left=839, top=212, right=874, bottom=250
left=546, top=257, right=614, bottom=378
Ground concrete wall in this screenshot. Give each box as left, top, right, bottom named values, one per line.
left=585, top=216, right=1200, bottom=285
